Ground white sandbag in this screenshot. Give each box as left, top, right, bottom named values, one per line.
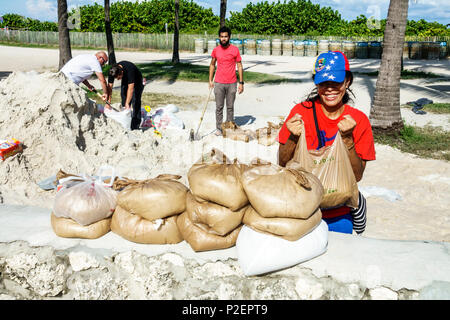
left=104, top=107, right=132, bottom=130
left=236, top=220, right=328, bottom=276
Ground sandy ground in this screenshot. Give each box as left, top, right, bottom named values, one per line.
left=0, top=45, right=449, bottom=243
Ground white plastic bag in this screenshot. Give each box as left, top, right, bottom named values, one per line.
left=152, top=105, right=184, bottom=130
left=104, top=108, right=132, bottom=130
left=236, top=220, right=328, bottom=276
left=53, top=166, right=118, bottom=226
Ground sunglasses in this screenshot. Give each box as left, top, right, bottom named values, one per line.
left=99, top=57, right=107, bottom=65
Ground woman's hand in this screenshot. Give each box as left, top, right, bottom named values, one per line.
left=337, top=115, right=356, bottom=139
left=286, top=113, right=303, bottom=136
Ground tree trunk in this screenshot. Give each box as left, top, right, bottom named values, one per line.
left=172, top=0, right=180, bottom=64
left=369, top=0, right=409, bottom=134
left=104, top=0, right=116, bottom=65
left=220, top=0, right=227, bottom=28
left=57, top=0, right=72, bottom=70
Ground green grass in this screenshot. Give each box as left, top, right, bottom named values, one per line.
left=355, top=69, right=446, bottom=79
left=374, top=124, right=450, bottom=161
left=402, top=103, right=450, bottom=114
left=136, top=61, right=301, bottom=84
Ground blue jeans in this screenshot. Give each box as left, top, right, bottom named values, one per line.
left=323, top=213, right=353, bottom=234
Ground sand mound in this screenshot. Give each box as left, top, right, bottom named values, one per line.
left=0, top=71, right=278, bottom=208
left=0, top=72, right=178, bottom=207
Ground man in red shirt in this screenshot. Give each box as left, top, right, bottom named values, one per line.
left=209, top=26, right=244, bottom=136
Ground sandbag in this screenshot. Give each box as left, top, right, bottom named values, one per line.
left=110, top=205, right=183, bottom=244
left=104, top=107, right=132, bottom=130
left=236, top=220, right=328, bottom=276
left=256, top=122, right=283, bottom=146
left=177, top=212, right=241, bottom=252
left=115, top=174, right=188, bottom=221
left=51, top=213, right=111, bottom=239
left=53, top=176, right=117, bottom=226
left=186, top=192, right=246, bottom=236
left=241, top=162, right=323, bottom=219
left=286, top=121, right=359, bottom=209
left=221, top=121, right=255, bottom=143
left=188, top=149, right=248, bottom=211
left=243, top=206, right=322, bottom=241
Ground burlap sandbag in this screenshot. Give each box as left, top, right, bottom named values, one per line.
left=241, top=162, right=324, bottom=219
left=256, top=122, right=283, bottom=146
left=286, top=121, right=359, bottom=209
left=242, top=206, right=322, bottom=241
left=53, top=177, right=117, bottom=226
left=177, top=211, right=241, bottom=252
left=51, top=212, right=111, bottom=239
left=110, top=205, right=183, bottom=244
left=188, top=149, right=248, bottom=211
left=186, top=191, right=246, bottom=236
left=115, top=174, right=188, bottom=221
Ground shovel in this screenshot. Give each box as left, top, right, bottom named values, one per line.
left=189, top=72, right=216, bottom=141
left=91, top=88, right=118, bottom=111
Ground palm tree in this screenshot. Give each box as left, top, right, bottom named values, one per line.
left=104, top=0, right=116, bottom=65
left=220, top=0, right=227, bottom=28
left=57, top=0, right=72, bottom=70
left=369, top=0, right=409, bottom=134
left=172, top=0, right=180, bottom=64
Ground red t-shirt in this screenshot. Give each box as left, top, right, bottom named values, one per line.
left=211, top=44, right=242, bottom=84
left=277, top=99, right=376, bottom=218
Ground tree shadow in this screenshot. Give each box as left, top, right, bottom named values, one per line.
left=234, top=115, right=256, bottom=126
left=0, top=71, right=12, bottom=81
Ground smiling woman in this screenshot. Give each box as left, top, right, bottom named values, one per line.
left=277, top=50, right=376, bottom=235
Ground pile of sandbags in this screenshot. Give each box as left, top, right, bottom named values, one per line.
left=110, top=174, right=187, bottom=244
left=236, top=160, right=328, bottom=276
left=179, top=149, right=248, bottom=251
left=51, top=168, right=117, bottom=239
left=255, top=121, right=283, bottom=146
left=221, top=121, right=256, bottom=143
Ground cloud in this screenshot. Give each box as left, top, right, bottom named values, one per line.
left=26, top=0, right=57, bottom=21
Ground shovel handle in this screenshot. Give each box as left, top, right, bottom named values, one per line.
left=91, top=89, right=112, bottom=106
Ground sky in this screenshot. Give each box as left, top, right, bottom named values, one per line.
left=0, top=0, right=449, bottom=26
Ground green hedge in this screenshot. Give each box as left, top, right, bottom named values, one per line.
left=1, top=0, right=448, bottom=37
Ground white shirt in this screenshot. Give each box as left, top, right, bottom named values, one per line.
left=61, top=54, right=102, bottom=85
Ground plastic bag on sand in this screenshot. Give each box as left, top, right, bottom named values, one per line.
left=104, top=107, right=132, bottom=130
left=286, top=121, right=358, bottom=209
left=51, top=213, right=111, bottom=239
left=236, top=220, right=328, bottom=276
left=241, top=161, right=323, bottom=219
left=111, top=205, right=183, bottom=244
left=188, top=149, right=249, bottom=211
left=177, top=211, right=241, bottom=252
left=152, top=105, right=184, bottom=130
left=243, top=206, right=322, bottom=241
left=53, top=166, right=117, bottom=226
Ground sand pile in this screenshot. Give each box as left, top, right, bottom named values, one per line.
left=0, top=71, right=278, bottom=208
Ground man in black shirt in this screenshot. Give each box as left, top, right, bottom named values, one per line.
left=107, top=61, right=144, bottom=130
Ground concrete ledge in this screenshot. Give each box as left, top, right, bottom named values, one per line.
left=0, top=205, right=449, bottom=299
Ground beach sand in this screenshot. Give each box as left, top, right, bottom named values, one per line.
left=0, top=46, right=449, bottom=243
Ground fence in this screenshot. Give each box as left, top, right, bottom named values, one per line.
left=0, top=29, right=201, bottom=51
left=0, top=29, right=448, bottom=56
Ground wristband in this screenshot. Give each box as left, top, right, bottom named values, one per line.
left=239, top=82, right=244, bottom=85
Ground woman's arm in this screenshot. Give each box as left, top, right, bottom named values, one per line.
left=278, top=134, right=298, bottom=167
left=338, top=115, right=366, bottom=182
